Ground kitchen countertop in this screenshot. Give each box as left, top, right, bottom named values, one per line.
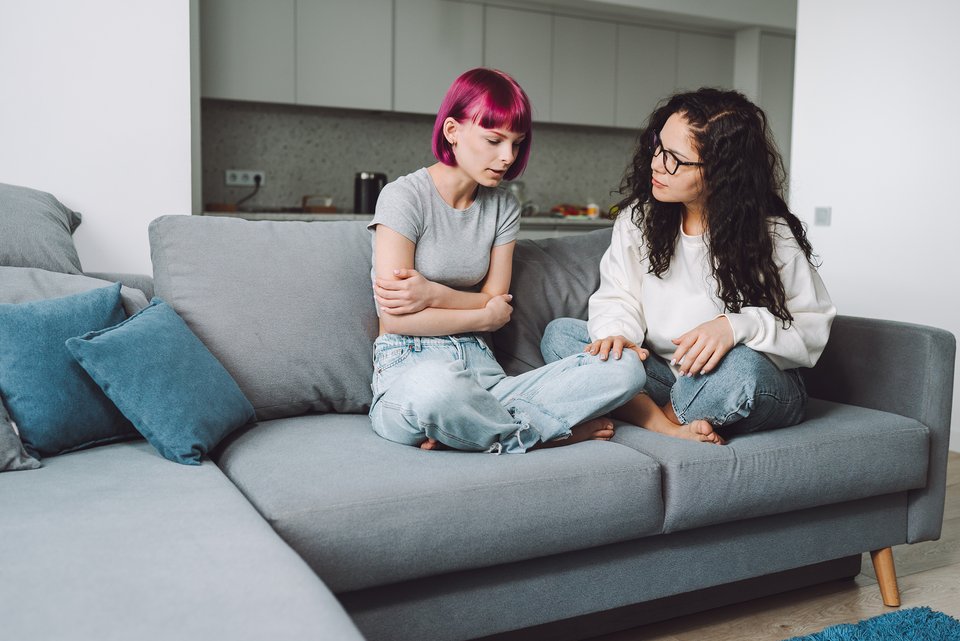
left=199, top=212, right=614, bottom=229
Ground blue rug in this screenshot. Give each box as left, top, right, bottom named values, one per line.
left=784, top=607, right=960, bottom=640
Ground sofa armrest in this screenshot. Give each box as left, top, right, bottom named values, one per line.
left=801, top=315, right=956, bottom=543
left=84, top=271, right=154, bottom=300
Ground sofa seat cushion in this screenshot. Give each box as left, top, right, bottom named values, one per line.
left=0, top=441, right=364, bottom=641
left=611, top=398, right=929, bottom=533
left=213, top=413, right=664, bottom=592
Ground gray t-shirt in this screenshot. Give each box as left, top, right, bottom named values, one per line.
left=367, top=167, right=521, bottom=292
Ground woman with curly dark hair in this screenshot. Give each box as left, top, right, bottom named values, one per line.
left=541, top=88, right=836, bottom=445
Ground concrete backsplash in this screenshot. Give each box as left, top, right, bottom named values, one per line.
left=202, top=99, right=640, bottom=214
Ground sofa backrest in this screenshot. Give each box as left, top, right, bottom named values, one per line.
left=148, top=215, right=612, bottom=420
left=490, top=228, right=612, bottom=375
left=150, top=216, right=380, bottom=420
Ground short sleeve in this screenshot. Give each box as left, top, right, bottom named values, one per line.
left=493, top=192, right=521, bottom=246
left=366, top=180, right=422, bottom=243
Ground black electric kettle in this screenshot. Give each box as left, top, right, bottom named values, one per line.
left=354, top=172, right=387, bottom=214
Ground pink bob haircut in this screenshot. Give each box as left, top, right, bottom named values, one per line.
left=431, top=68, right=533, bottom=181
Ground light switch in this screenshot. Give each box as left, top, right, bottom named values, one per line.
left=814, top=207, right=832, bottom=226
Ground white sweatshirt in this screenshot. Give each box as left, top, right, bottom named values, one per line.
left=588, top=212, right=837, bottom=372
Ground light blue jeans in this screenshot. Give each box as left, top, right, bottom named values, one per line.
left=540, top=318, right=807, bottom=436
left=369, top=333, right=646, bottom=453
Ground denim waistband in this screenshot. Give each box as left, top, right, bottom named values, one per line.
left=375, top=333, right=487, bottom=351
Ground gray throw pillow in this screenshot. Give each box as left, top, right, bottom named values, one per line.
left=0, top=267, right=149, bottom=316
left=491, top=228, right=613, bottom=376
left=0, top=182, right=84, bottom=275
left=149, top=215, right=380, bottom=420
left=1, top=397, right=41, bottom=472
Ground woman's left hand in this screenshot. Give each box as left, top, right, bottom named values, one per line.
left=671, top=317, right=735, bottom=377
left=375, top=269, right=436, bottom=315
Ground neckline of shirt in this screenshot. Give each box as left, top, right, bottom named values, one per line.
left=419, top=167, right=482, bottom=216
left=678, top=218, right=706, bottom=246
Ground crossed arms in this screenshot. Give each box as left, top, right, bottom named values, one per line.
left=373, top=225, right=516, bottom=336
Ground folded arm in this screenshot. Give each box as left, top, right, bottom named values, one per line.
left=373, top=224, right=515, bottom=336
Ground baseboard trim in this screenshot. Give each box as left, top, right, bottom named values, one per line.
left=950, top=428, right=960, bottom=453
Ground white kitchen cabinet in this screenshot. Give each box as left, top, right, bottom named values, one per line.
left=616, top=24, right=677, bottom=128
left=200, top=0, right=296, bottom=103
left=296, top=0, right=393, bottom=110
left=676, top=31, right=734, bottom=91
left=551, top=16, right=617, bottom=127
left=484, top=6, right=553, bottom=122
left=394, top=0, right=484, bottom=115
left=200, top=0, right=741, bottom=132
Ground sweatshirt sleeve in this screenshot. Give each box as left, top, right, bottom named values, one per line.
left=723, top=226, right=837, bottom=369
left=587, top=213, right=648, bottom=344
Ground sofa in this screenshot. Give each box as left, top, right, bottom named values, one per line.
left=1, top=186, right=955, bottom=641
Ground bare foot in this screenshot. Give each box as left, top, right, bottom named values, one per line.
left=537, top=417, right=616, bottom=449
left=419, top=438, right=447, bottom=450
left=613, top=394, right=726, bottom=445
left=678, top=419, right=726, bottom=445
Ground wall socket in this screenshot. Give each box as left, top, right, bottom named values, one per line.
left=225, top=170, right=266, bottom=186
left=814, top=206, right=832, bottom=226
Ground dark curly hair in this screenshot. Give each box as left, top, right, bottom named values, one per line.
left=615, top=88, right=814, bottom=324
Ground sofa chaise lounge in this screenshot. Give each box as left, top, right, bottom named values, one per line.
left=1, top=191, right=955, bottom=641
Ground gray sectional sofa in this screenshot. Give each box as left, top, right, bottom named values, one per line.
left=2, top=203, right=956, bottom=641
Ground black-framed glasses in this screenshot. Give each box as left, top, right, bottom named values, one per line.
left=652, top=133, right=703, bottom=175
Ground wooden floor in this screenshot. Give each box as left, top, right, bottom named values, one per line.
left=592, top=451, right=960, bottom=641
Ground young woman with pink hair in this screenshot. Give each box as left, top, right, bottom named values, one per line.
left=367, top=68, right=645, bottom=453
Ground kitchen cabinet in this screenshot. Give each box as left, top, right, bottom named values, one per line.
left=616, top=24, right=677, bottom=128
left=551, top=16, right=617, bottom=127
left=676, top=31, right=735, bottom=91
left=483, top=6, right=553, bottom=122
left=199, top=1, right=741, bottom=131
left=296, top=0, right=393, bottom=110
left=200, top=0, right=296, bottom=103
left=394, top=0, right=484, bottom=115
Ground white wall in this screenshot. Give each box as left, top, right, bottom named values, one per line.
left=0, top=0, right=193, bottom=275
left=790, top=0, right=960, bottom=450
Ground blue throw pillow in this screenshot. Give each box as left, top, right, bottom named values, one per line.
left=65, top=298, right=256, bottom=465
left=0, top=282, right=136, bottom=457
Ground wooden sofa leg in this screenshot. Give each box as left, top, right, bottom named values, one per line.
left=870, top=547, right=901, bottom=607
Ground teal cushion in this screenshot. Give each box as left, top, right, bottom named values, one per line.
left=0, top=283, right=136, bottom=457
left=66, top=299, right=256, bottom=465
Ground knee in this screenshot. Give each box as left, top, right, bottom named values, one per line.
left=540, top=317, right=588, bottom=363
left=719, top=345, right=772, bottom=370
left=673, top=347, right=768, bottom=400
left=616, top=350, right=648, bottom=394
left=590, top=349, right=647, bottom=399
left=543, top=317, right=582, bottom=337
left=708, top=346, right=775, bottom=389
